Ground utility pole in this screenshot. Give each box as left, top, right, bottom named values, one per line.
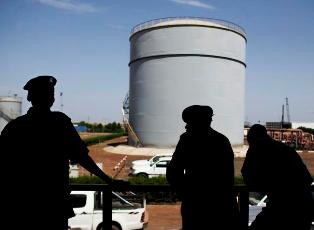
left=285, top=97, right=290, bottom=123
left=281, top=104, right=285, bottom=129
left=60, top=92, right=64, bottom=112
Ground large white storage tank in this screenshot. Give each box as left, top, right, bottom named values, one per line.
left=0, top=96, right=22, bottom=133
left=129, top=17, right=247, bottom=148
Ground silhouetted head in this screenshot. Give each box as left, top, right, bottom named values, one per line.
left=182, top=105, right=213, bottom=129
left=24, top=75, right=56, bottom=109
left=247, top=124, right=268, bottom=145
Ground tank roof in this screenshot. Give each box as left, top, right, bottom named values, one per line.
left=130, top=17, right=246, bottom=38
left=0, top=96, right=22, bottom=102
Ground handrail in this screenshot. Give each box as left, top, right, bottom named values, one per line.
left=121, top=95, right=142, bottom=147
left=70, top=184, right=314, bottom=229
left=130, top=16, right=246, bottom=37
left=0, top=110, right=13, bottom=122
left=69, top=184, right=269, bottom=229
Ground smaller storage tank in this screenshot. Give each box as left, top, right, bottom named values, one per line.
left=0, top=96, right=22, bottom=133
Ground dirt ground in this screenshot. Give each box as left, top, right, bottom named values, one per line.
left=145, top=204, right=181, bottom=230
left=85, top=139, right=314, bottom=178
left=83, top=136, right=314, bottom=230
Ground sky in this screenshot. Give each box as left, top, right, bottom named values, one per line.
left=0, top=0, right=313, bottom=125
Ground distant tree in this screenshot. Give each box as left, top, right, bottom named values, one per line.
left=74, top=121, right=123, bottom=133
left=96, top=123, right=103, bottom=132
left=77, top=121, right=88, bottom=127
left=104, top=122, right=123, bottom=133
left=298, top=127, right=314, bottom=135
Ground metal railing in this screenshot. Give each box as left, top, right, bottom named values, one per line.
left=130, top=17, right=246, bottom=37
left=70, top=184, right=314, bottom=229
left=0, top=110, right=14, bottom=122
left=70, top=184, right=252, bottom=230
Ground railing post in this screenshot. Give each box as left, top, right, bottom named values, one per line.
left=102, top=185, right=112, bottom=230
left=71, top=184, right=276, bottom=230
left=239, top=190, right=249, bottom=230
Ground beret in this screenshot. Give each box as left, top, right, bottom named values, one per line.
left=23, top=75, right=57, bottom=91
left=182, top=105, right=213, bottom=124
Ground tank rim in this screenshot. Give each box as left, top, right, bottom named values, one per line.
left=0, top=96, right=23, bottom=102
left=130, top=16, right=246, bottom=38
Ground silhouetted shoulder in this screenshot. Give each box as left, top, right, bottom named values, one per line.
left=10, top=114, right=29, bottom=123
left=1, top=114, right=28, bottom=135
left=52, top=111, right=71, bottom=120
left=211, top=129, right=231, bottom=143
left=51, top=111, right=73, bottom=125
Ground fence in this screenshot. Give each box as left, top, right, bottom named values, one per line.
left=70, top=184, right=252, bottom=230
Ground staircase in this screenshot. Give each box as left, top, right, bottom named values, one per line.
left=0, top=110, right=13, bottom=122
left=122, top=92, right=142, bottom=147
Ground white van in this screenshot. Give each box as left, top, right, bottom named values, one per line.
left=68, top=191, right=148, bottom=230
left=129, top=156, right=172, bottom=178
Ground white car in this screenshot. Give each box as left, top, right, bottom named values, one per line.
left=129, top=156, right=172, bottom=178
left=249, top=193, right=314, bottom=228
left=131, top=154, right=173, bottom=167
left=68, top=191, right=148, bottom=230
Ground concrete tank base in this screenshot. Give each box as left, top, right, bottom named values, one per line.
left=104, top=144, right=247, bottom=157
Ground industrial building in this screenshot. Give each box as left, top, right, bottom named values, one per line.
left=127, top=17, right=247, bottom=148
left=266, top=97, right=293, bottom=129
left=243, top=125, right=314, bottom=151
left=261, top=97, right=314, bottom=150
left=266, top=121, right=292, bottom=129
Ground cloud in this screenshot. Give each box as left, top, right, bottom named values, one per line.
left=171, top=0, right=215, bottom=9
left=35, top=0, right=99, bottom=13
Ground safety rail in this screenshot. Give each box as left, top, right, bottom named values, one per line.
left=70, top=184, right=255, bottom=230
left=130, top=17, right=246, bottom=37
left=0, top=110, right=14, bottom=122
left=121, top=92, right=142, bottom=147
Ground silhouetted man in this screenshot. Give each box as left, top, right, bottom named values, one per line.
left=166, top=105, right=239, bottom=230
left=0, top=76, right=121, bottom=229
left=241, top=124, right=314, bottom=230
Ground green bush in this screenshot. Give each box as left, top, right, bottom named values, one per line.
left=235, top=176, right=245, bottom=185
left=83, top=132, right=126, bottom=146
left=128, top=176, right=169, bottom=185
left=70, top=175, right=245, bottom=186
left=70, top=175, right=246, bottom=203
left=128, top=176, right=179, bottom=203
left=70, top=175, right=105, bottom=184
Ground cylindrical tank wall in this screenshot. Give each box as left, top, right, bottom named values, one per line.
left=129, top=18, right=246, bottom=147
left=0, top=96, right=22, bottom=133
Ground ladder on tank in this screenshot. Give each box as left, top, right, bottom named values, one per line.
left=122, top=92, right=142, bottom=147
left=0, top=110, right=13, bottom=122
